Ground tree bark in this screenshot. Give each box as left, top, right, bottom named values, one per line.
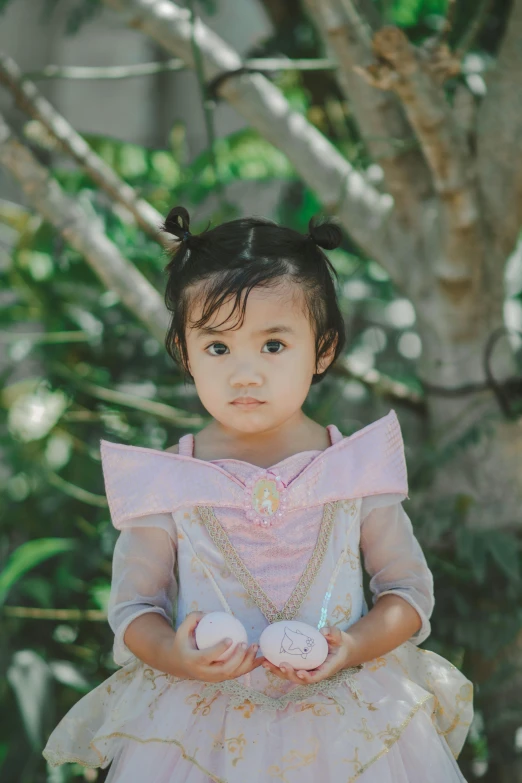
left=477, top=0, right=522, bottom=263
left=303, top=0, right=433, bottom=220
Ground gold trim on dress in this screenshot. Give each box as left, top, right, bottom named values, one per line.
left=345, top=694, right=433, bottom=781
left=200, top=665, right=363, bottom=710
left=196, top=502, right=339, bottom=623
left=92, top=734, right=227, bottom=782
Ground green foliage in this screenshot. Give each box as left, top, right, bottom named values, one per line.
left=0, top=539, right=76, bottom=606
left=388, top=0, right=449, bottom=27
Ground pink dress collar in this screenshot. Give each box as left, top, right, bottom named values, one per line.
left=177, top=426, right=344, bottom=522
left=100, top=410, right=408, bottom=529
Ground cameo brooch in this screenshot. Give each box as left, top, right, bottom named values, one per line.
left=244, top=470, right=287, bottom=526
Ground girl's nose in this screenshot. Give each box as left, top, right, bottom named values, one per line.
left=229, top=362, right=263, bottom=387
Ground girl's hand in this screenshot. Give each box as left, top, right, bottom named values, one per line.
left=167, top=612, right=266, bottom=683
left=262, top=626, right=356, bottom=685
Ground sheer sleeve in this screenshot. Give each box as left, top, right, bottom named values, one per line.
left=107, top=513, right=178, bottom=666
left=359, top=501, right=434, bottom=645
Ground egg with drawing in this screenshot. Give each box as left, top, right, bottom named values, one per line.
left=259, top=620, right=328, bottom=670
left=195, top=612, right=248, bottom=661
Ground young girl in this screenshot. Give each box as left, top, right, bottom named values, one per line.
left=43, top=207, right=473, bottom=782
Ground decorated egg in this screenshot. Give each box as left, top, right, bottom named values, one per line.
left=259, top=620, right=328, bottom=671
left=195, top=612, right=248, bottom=661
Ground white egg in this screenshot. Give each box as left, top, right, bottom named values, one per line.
left=195, top=612, right=248, bottom=661
left=259, top=620, right=328, bottom=671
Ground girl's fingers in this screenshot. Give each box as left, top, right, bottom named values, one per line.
left=297, top=662, right=333, bottom=684
left=263, top=661, right=301, bottom=684
left=321, top=626, right=342, bottom=646
left=200, top=637, right=234, bottom=664
left=181, top=612, right=206, bottom=651
left=183, top=611, right=205, bottom=632
left=294, top=669, right=318, bottom=684
left=249, top=654, right=266, bottom=671
left=279, top=664, right=302, bottom=685
left=233, top=646, right=263, bottom=677
left=219, top=642, right=251, bottom=674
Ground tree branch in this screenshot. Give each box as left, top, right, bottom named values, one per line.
left=23, top=57, right=338, bottom=81
left=0, top=52, right=167, bottom=246
left=3, top=607, right=107, bottom=621
left=476, top=0, right=522, bottom=259
left=366, top=27, right=483, bottom=281
left=0, top=113, right=168, bottom=343
left=100, top=0, right=404, bottom=277
left=303, top=0, right=433, bottom=218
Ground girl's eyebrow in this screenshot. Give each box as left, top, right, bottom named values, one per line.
left=196, top=324, right=295, bottom=337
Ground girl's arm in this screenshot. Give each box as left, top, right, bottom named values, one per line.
left=359, top=500, right=434, bottom=646
left=109, top=521, right=264, bottom=681
left=108, top=521, right=178, bottom=667
left=340, top=592, right=422, bottom=666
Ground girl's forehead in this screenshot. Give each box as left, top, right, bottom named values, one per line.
left=188, top=282, right=309, bottom=332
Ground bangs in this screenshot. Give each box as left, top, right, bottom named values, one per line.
left=184, top=261, right=295, bottom=334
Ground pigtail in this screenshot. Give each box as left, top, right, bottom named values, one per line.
left=307, top=216, right=342, bottom=251
left=162, top=205, right=191, bottom=242
left=161, top=205, right=194, bottom=278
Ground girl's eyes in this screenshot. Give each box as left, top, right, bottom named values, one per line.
left=205, top=340, right=285, bottom=356
left=206, top=342, right=228, bottom=356
left=262, top=340, right=285, bottom=354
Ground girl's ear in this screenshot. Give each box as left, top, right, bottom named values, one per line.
left=315, top=335, right=338, bottom=375
left=174, top=336, right=191, bottom=375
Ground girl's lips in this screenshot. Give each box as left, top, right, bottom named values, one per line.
left=231, top=399, right=264, bottom=406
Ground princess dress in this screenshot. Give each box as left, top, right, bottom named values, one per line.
left=43, top=410, right=473, bottom=782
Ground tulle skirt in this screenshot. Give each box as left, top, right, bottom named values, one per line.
left=43, top=642, right=472, bottom=783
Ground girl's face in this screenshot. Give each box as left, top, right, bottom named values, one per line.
left=185, top=281, right=333, bottom=434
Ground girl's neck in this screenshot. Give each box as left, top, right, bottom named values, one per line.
left=192, top=412, right=332, bottom=467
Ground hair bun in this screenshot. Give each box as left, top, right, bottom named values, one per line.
left=162, top=205, right=190, bottom=241
left=308, top=217, right=342, bottom=251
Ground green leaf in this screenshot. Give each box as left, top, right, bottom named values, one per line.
left=390, top=0, right=448, bottom=27
left=89, top=580, right=111, bottom=612
left=486, top=533, right=520, bottom=581
left=0, top=539, right=75, bottom=606
left=184, top=129, right=295, bottom=205
left=0, top=742, right=7, bottom=774
left=455, top=528, right=487, bottom=583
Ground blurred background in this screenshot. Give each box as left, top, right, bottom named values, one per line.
left=1, top=0, right=522, bottom=781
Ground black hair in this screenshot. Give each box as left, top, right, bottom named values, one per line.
left=161, top=206, right=346, bottom=384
